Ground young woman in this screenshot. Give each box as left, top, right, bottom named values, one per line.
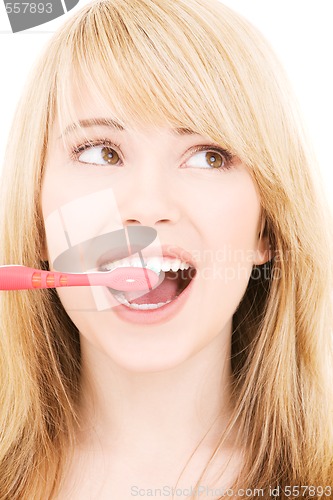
left=0, top=0, right=332, bottom=498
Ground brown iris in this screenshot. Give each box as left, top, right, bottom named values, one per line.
left=102, top=147, right=120, bottom=165
left=205, top=151, right=224, bottom=169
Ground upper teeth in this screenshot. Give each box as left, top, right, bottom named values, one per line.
left=99, top=257, right=191, bottom=274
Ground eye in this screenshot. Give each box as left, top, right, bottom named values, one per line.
left=186, top=146, right=233, bottom=171
left=71, top=140, right=122, bottom=166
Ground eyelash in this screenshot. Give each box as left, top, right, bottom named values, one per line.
left=70, top=138, right=119, bottom=161
left=187, top=144, right=234, bottom=173
left=70, top=138, right=234, bottom=173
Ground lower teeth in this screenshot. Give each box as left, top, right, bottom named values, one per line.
left=114, top=294, right=174, bottom=310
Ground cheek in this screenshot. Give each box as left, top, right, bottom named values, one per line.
left=193, top=171, right=261, bottom=255
left=223, top=183, right=260, bottom=251
left=41, top=136, right=114, bottom=223
left=191, top=172, right=261, bottom=318
left=41, top=164, right=124, bottom=271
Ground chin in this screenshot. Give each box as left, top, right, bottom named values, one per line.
left=78, top=324, right=202, bottom=374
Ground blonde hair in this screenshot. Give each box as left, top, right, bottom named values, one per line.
left=1, top=0, right=333, bottom=497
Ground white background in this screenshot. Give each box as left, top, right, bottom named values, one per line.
left=0, top=1, right=332, bottom=213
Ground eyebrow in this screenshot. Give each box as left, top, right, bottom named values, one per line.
left=59, top=118, right=197, bottom=139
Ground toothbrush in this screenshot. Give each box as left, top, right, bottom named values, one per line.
left=0, top=265, right=160, bottom=292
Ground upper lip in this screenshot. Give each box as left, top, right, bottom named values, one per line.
left=97, top=244, right=198, bottom=270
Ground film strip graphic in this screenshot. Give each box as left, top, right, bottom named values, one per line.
left=3, top=0, right=79, bottom=32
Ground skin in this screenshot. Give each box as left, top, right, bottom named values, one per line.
left=41, top=89, right=270, bottom=498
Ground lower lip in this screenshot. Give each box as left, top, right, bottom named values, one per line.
left=110, top=274, right=197, bottom=325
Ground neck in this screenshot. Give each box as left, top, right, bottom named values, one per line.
left=77, top=320, right=239, bottom=457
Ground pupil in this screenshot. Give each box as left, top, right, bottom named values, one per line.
left=102, top=147, right=119, bottom=165
left=206, top=151, right=223, bottom=168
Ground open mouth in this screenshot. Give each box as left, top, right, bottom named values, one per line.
left=111, top=266, right=197, bottom=310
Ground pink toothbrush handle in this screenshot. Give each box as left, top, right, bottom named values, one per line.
left=0, top=265, right=85, bottom=290
left=0, top=265, right=159, bottom=291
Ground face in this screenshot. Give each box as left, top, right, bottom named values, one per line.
left=41, top=89, right=270, bottom=373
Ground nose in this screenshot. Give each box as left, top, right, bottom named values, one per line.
left=117, top=162, right=181, bottom=226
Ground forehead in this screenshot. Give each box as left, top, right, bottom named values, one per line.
left=52, top=80, right=205, bottom=144
left=52, top=82, right=216, bottom=151
left=59, top=117, right=197, bottom=140
left=51, top=75, right=242, bottom=161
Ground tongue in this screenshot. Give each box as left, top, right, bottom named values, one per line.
left=125, top=272, right=179, bottom=305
